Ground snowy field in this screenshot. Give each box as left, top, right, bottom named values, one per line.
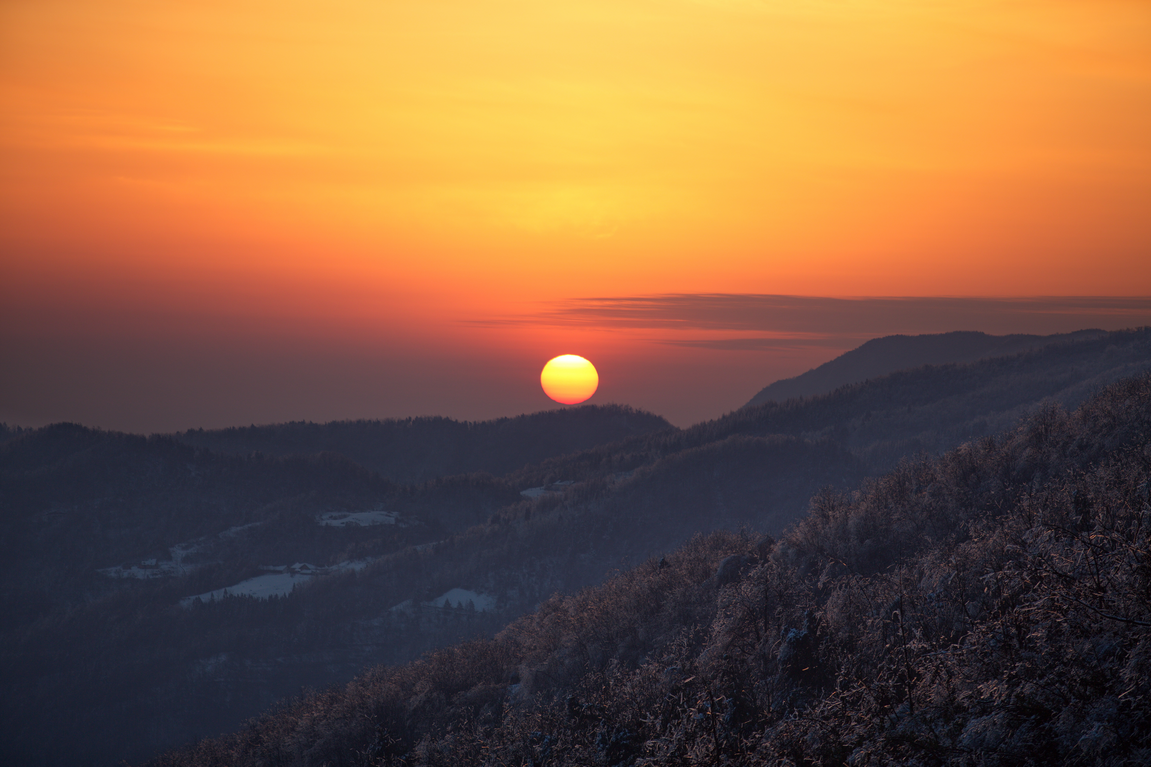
left=100, top=515, right=389, bottom=584
left=426, top=587, right=497, bottom=611
left=99, top=522, right=267, bottom=580
left=317, top=510, right=400, bottom=527
left=392, top=587, right=497, bottom=613
left=98, top=558, right=184, bottom=580
left=520, top=480, right=574, bottom=498
left=180, top=571, right=305, bottom=605
left=180, top=560, right=371, bottom=606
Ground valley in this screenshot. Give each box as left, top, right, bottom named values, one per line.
left=2, top=329, right=1149, bottom=766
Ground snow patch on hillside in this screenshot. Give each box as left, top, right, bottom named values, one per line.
left=180, top=560, right=372, bottom=606
left=181, top=572, right=305, bottom=605
left=99, top=522, right=268, bottom=580
left=388, top=587, right=497, bottom=614
left=99, top=559, right=183, bottom=580
left=426, top=588, right=497, bottom=611
left=318, top=510, right=399, bottom=527
left=520, top=480, right=574, bottom=498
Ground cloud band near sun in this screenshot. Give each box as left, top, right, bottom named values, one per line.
left=474, top=295, right=1151, bottom=351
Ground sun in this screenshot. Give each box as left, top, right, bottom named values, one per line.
left=540, top=355, right=599, bottom=405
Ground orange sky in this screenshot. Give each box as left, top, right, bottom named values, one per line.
left=2, top=0, right=1150, bottom=430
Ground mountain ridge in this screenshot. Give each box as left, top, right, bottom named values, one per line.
left=744, top=328, right=1110, bottom=408
left=171, top=403, right=673, bottom=484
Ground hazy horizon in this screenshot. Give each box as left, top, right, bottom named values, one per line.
left=3, top=298, right=1149, bottom=434
left=3, top=1, right=1150, bottom=432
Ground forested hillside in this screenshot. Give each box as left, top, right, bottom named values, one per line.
left=173, top=405, right=673, bottom=484
left=0, top=408, right=656, bottom=766
left=2, top=329, right=1148, bottom=766
left=151, top=374, right=1151, bottom=767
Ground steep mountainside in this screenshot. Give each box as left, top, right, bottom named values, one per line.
left=150, top=374, right=1151, bottom=767
left=743, top=329, right=1107, bottom=408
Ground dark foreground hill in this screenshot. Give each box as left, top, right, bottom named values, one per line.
left=743, top=329, right=1107, bottom=408
left=151, top=374, right=1151, bottom=767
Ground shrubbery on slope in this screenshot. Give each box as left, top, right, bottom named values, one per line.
left=152, top=375, right=1151, bottom=766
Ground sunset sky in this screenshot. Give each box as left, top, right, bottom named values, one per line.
left=2, top=0, right=1150, bottom=432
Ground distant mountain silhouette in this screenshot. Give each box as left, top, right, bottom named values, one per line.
left=743, top=329, right=1109, bottom=407
left=173, top=404, right=673, bottom=484
left=532, top=327, right=1151, bottom=484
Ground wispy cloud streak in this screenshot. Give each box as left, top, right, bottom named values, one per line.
left=479, top=295, right=1151, bottom=350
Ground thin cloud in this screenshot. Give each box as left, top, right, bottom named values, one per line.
left=656, top=336, right=868, bottom=352
left=490, top=295, right=1151, bottom=338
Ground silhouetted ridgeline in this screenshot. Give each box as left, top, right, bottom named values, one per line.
left=173, top=404, right=673, bottom=484
left=0, top=422, right=30, bottom=444
left=743, top=328, right=1108, bottom=407
left=510, top=327, right=1151, bottom=487
left=150, top=374, right=1151, bottom=766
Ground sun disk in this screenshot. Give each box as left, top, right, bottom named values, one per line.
left=540, top=355, right=599, bottom=405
